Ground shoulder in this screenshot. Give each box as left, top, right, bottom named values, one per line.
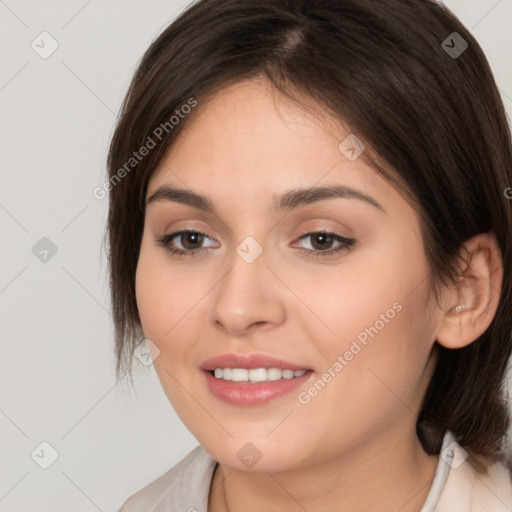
left=116, top=445, right=218, bottom=512
left=436, top=449, right=512, bottom=511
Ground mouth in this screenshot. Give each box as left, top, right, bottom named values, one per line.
left=200, top=353, right=314, bottom=406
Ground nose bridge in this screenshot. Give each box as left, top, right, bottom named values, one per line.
left=210, top=236, right=284, bottom=334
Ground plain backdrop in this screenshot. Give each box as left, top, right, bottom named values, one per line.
left=1, top=1, right=511, bottom=510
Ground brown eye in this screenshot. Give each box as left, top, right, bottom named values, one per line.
left=294, top=231, right=356, bottom=259
left=178, top=231, right=205, bottom=250
left=155, top=230, right=218, bottom=258
left=309, top=232, right=336, bottom=251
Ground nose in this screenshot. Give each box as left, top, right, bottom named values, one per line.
left=210, top=246, right=286, bottom=336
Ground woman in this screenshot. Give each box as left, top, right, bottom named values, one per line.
left=107, top=0, right=512, bottom=510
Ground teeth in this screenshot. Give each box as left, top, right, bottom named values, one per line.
left=211, top=367, right=307, bottom=382
left=248, top=368, right=267, bottom=382
left=231, top=369, right=249, bottom=382
left=268, top=368, right=283, bottom=381
left=282, top=369, right=294, bottom=379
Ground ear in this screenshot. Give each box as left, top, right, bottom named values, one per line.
left=435, top=232, right=503, bottom=349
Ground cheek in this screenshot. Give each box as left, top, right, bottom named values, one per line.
left=298, top=236, right=433, bottom=412
left=134, top=242, right=205, bottom=415
left=309, top=300, right=432, bottom=436
left=293, top=218, right=426, bottom=335
left=292, top=300, right=433, bottom=461
left=135, top=238, right=206, bottom=344
left=135, top=249, right=172, bottom=342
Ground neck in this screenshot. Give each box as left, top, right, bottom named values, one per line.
left=209, top=424, right=439, bottom=512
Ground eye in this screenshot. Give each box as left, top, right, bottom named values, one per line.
left=155, top=229, right=356, bottom=259
left=155, top=230, right=218, bottom=257
left=293, top=231, right=356, bottom=258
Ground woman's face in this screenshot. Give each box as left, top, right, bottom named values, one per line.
left=136, top=78, right=440, bottom=471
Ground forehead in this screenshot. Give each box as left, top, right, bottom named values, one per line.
left=160, top=79, right=342, bottom=169
left=147, top=79, right=408, bottom=221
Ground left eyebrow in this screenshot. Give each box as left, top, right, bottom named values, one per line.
left=145, top=184, right=386, bottom=214
left=274, top=185, right=386, bottom=214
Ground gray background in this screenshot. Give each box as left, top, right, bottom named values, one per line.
left=1, top=1, right=511, bottom=510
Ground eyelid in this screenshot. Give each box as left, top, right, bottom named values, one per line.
left=293, top=217, right=354, bottom=237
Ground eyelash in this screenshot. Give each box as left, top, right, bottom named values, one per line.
left=155, top=230, right=356, bottom=259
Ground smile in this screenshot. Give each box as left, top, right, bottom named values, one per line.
left=211, top=367, right=307, bottom=382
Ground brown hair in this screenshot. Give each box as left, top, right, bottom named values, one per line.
left=105, top=0, right=512, bottom=464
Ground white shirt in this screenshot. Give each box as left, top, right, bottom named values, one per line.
left=117, top=431, right=512, bottom=511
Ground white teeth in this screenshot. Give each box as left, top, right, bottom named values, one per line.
left=248, top=368, right=267, bottom=382
left=231, top=369, right=249, bottom=382
left=211, top=367, right=308, bottom=382
left=267, top=368, right=283, bottom=381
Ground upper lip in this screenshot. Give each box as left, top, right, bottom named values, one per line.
left=200, top=353, right=310, bottom=371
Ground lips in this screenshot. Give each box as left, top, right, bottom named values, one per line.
left=199, top=353, right=313, bottom=405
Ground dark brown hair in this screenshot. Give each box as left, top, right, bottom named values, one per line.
left=105, top=0, right=512, bottom=465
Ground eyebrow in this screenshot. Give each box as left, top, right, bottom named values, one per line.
left=145, top=184, right=386, bottom=214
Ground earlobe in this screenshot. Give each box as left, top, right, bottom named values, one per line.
left=435, top=232, right=503, bottom=350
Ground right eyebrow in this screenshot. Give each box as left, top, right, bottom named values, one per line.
left=146, top=186, right=215, bottom=212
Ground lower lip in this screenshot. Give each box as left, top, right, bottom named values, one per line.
left=202, top=370, right=313, bottom=406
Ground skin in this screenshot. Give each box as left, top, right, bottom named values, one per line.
left=135, top=77, right=503, bottom=511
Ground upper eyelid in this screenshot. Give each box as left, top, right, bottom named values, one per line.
left=148, top=205, right=356, bottom=238
left=158, top=215, right=353, bottom=237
